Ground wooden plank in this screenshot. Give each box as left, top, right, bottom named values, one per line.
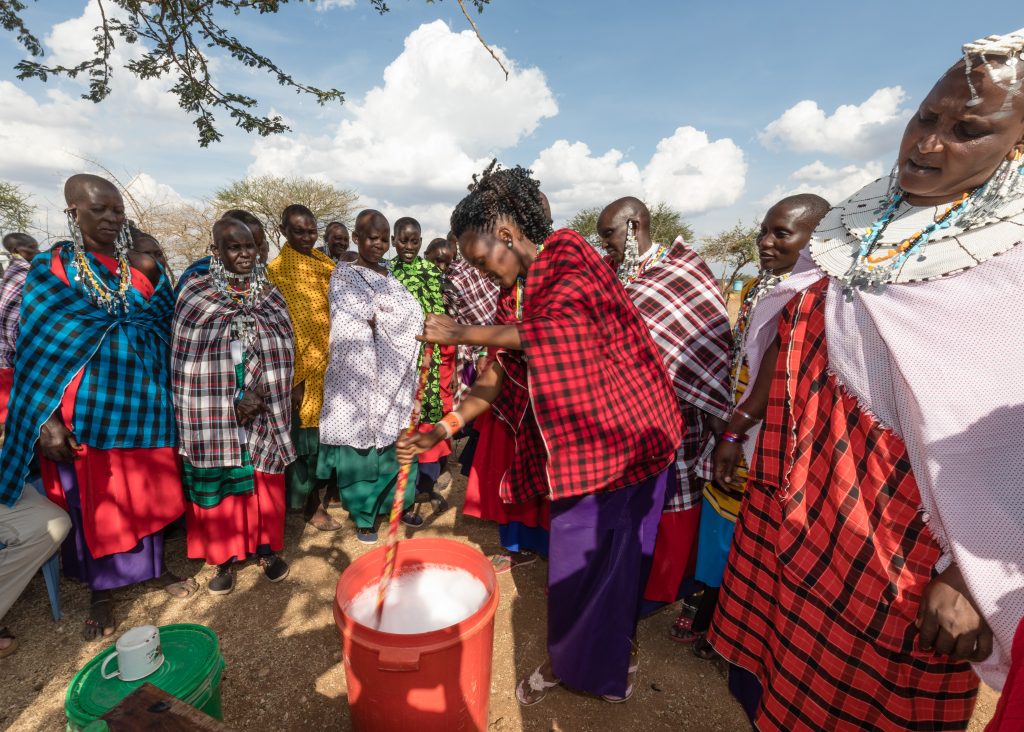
left=99, top=683, right=231, bottom=731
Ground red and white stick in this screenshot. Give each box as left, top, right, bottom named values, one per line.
left=375, top=342, right=435, bottom=628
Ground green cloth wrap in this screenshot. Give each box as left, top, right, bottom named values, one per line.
left=316, top=443, right=417, bottom=529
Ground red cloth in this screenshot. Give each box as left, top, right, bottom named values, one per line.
left=494, top=229, right=682, bottom=503
left=0, top=366, right=12, bottom=423
left=185, top=471, right=285, bottom=566
left=414, top=345, right=456, bottom=466
left=463, top=409, right=549, bottom=529
left=709, top=280, right=977, bottom=730
left=642, top=491, right=700, bottom=603
left=40, top=249, right=182, bottom=560
left=988, top=617, right=1024, bottom=731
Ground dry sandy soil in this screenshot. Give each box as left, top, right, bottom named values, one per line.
left=0, top=451, right=999, bottom=731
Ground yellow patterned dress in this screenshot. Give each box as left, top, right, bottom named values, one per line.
left=267, top=243, right=335, bottom=507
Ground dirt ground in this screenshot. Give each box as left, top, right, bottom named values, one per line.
left=0, top=448, right=1000, bottom=731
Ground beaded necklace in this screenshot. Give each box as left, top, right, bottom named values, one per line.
left=842, top=186, right=980, bottom=292
left=730, top=271, right=787, bottom=395
left=513, top=243, right=545, bottom=321
left=70, top=246, right=134, bottom=314
left=626, top=242, right=670, bottom=285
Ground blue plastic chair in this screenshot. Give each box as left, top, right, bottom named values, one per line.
left=0, top=480, right=63, bottom=621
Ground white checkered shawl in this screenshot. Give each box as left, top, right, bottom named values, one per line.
left=172, top=276, right=296, bottom=473
left=623, top=237, right=734, bottom=510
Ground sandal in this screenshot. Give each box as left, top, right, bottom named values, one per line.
left=159, top=574, right=199, bottom=599
left=0, top=626, right=19, bottom=658
left=491, top=550, right=538, bottom=575
left=308, top=508, right=342, bottom=532
left=602, top=649, right=640, bottom=703
left=82, top=597, right=116, bottom=641
left=692, top=636, right=719, bottom=661
left=515, top=664, right=561, bottom=706
left=429, top=491, right=449, bottom=515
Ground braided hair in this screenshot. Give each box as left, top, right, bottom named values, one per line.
left=450, top=161, right=553, bottom=247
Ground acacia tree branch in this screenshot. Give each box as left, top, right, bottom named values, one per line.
left=455, top=0, right=507, bottom=80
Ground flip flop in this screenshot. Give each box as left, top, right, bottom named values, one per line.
left=0, top=627, right=19, bottom=658
left=515, top=665, right=561, bottom=706
left=602, top=658, right=640, bottom=703
left=161, top=576, right=199, bottom=599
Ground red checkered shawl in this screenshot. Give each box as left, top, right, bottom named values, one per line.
left=492, top=229, right=682, bottom=503
left=172, top=277, right=296, bottom=474
left=753, top=278, right=941, bottom=651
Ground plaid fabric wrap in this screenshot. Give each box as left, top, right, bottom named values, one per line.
left=448, top=258, right=499, bottom=367
left=624, top=238, right=733, bottom=421
left=172, top=277, right=296, bottom=474
left=390, top=256, right=445, bottom=423
left=0, top=243, right=176, bottom=506
left=0, top=257, right=30, bottom=368
left=709, top=279, right=977, bottom=730
left=497, top=229, right=682, bottom=503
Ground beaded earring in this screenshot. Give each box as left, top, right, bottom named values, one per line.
left=64, top=209, right=133, bottom=313
left=617, top=220, right=641, bottom=285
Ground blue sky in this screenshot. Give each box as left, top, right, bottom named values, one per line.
left=0, top=1, right=1021, bottom=245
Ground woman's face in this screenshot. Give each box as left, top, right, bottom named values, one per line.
left=897, top=61, right=1024, bottom=205
left=72, top=186, right=126, bottom=247
left=393, top=224, right=423, bottom=264
left=217, top=224, right=257, bottom=275
left=459, top=230, right=522, bottom=289
left=354, top=221, right=390, bottom=265
left=280, top=213, right=318, bottom=255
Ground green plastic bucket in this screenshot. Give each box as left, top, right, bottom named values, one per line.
left=64, top=624, right=225, bottom=731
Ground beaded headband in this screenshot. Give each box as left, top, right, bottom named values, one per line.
left=961, top=27, right=1024, bottom=106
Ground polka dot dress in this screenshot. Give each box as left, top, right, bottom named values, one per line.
left=319, top=262, right=424, bottom=449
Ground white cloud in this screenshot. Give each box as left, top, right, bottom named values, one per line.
left=532, top=127, right=747, bottom=225
left=760, top=160, right=884, bottom=208
left=759, top=87, right=907, bottom=158
left=316, top=0, right=357, bottom=9
left=248, top=20, right=558, bottom=206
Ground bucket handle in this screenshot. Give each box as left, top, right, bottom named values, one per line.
left=377, top=646, right=421, bottom=672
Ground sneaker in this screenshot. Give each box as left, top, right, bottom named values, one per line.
left=357, top=528, right=378, bottom=544
left=400, top=511, right=423, bottom=527
left=208, top=564, right=235, bottom=596
left=258, top=554, right=289, bottom=583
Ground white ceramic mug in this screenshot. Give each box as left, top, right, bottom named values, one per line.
left=100, top=625, right=164, bottom=682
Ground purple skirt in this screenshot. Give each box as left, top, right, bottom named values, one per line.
left=56, top=461, right=165, bottom=591
left=547, top=466, right=669, bottom=697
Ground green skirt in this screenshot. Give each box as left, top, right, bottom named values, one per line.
left=316, top=443, right=417, bottom=529
left=285, top=426, right=322, bottom=509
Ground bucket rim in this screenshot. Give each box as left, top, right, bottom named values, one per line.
left=334, top=538, right=499, bottom=643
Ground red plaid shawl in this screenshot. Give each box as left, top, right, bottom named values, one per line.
left=493, top=229, right=682, bottom=503
left=172, top=277, right=296, bottom=474
left=710, top=279, right=977, bottom=729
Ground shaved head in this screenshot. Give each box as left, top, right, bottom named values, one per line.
left=773, top=194, right=831, bottom=227
left=64, top=173, right=120, bottom=207
left=213, top=217, right=252, bottom=246
left=598, top=196, right=650, bottom=231
left=354, top=209, right=389, bottom=237
left=595, top=196, right=654, bottom=265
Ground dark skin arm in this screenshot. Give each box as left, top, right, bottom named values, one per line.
left=714, top=336, right=780, bottom=489
left=290, top=381, right=305, bottom=412
left=39, top=412, right=82, bottom=462
left=396, top=360, right=504, bottom=464
left=419, top=314, right=521, bottom=350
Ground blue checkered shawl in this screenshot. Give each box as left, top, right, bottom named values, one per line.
left=0, top=242, right=176, bottom=506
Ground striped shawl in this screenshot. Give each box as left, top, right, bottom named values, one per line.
left=0, top=243, right=176, bottom=507
left=172, top=276, right=296, bottom=474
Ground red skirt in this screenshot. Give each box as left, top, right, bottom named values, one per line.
left=988, top=617, right=1024, bottom=731
left=0, top=366, right=12, bottom=423
left=463, top=410, right=549, bottom=528
left=642, top=497, right=700, bottom=603
left=709, top=281, right=977, bottom=730
left=186, top=471, right=285, bottom=566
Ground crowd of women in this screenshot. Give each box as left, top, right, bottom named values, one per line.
left=1, top=26, right=1024, bottom=731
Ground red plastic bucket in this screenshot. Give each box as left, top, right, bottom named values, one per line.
left=333, top=537, right=499, bottom=731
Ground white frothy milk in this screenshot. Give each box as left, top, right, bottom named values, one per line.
left=347, top=565, right=489, bottom=634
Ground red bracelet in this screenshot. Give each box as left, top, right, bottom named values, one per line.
left=718, top=431, right=748, bottom=444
